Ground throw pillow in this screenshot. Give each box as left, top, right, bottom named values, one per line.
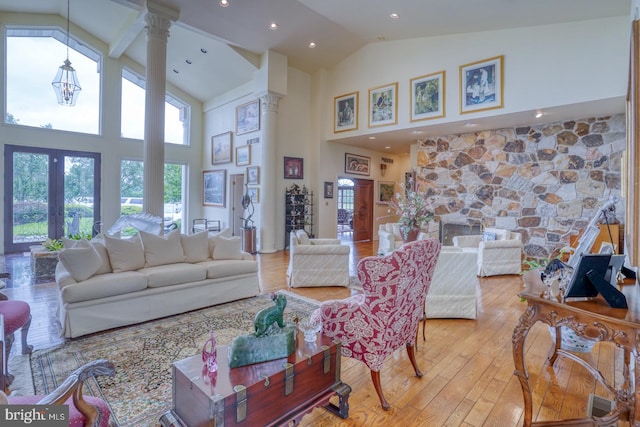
left=482, top=231, right=497, bottom=241
left=181, top=231, right=210, bottom=263
left=91, top=241, right=112, bottom=275
left=104, top=233, right=145, bottom=273
left=296, top=230, right=310, bottom=245
left=139, top=229, right=186, bottom=267
left=212, top=235, right=243, bottom=260
left=58, top=239, right=103, bottom=281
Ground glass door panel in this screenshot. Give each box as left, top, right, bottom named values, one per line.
left=4, top=145, right=101, bottom=254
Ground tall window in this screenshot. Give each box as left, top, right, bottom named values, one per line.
left=5, top=28, right=101, bottom=134
left=120, top=160, right=185, bottom=233
left=338, top=178, right=355, bottom=211
left=121, top=68, right=190, bottom=145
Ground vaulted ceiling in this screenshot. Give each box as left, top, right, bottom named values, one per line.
left=0, top=0, right=631, bottom=153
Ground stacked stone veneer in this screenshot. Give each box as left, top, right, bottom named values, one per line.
left=414, top=114, right=625, bottom=261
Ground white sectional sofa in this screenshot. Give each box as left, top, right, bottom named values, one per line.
left=55, top=229, right=259, bottom=338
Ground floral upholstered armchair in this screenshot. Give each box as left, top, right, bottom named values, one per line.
left=311, top=239, right=441, bottom=409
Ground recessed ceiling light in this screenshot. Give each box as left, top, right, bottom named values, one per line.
left=390, top=13, right=399, bottom=19
left=269, top=22, right=278, bottom=30
left=185, top=59, right=192, bottom=65
left=200, top=48, right=208, bottom=54
left=535, top=112, right=543, bottom=118
left=308, top=42, right=317, bottom=48
left=172, top=69, right=179, bottom=74
left=219, top=0, right=229, bottom=7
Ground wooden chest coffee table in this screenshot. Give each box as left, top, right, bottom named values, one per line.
left=160, top=330, right=350, bottom=427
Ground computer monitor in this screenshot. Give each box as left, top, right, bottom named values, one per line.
left=564, top=254, right=612, bottom=300
left=605, top=254, right=626, bottom=286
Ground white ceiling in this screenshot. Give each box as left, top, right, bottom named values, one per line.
left=0, top=0, right=631, bottom=154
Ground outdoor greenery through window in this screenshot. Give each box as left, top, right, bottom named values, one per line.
left=5, top=28, right=101, bottom=134
left=120, top=160, right=185, bottom=235
left=121, top=68, right=190, bottom=144
left=338, top=178, right=355, bottom=211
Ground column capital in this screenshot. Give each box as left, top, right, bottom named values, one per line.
left=144, top=2, right=179, bottom=41
left=261, top=93, right=281, bottom=113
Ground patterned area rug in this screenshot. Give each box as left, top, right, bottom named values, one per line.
left=29, top=291, right=319, bottom=427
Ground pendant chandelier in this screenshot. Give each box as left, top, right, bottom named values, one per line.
left=51, top=0, right=81, bottom=106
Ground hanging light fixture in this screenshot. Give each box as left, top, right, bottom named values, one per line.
left=51, top=0, right=81, bottom=106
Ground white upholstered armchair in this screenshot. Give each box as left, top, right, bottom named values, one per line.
left=452, top=227, right=523, bottom=276
left=286, top=230, right=350, bottom=287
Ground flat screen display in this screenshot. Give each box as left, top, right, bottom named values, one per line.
left=564, top=254, right=612, bottom=300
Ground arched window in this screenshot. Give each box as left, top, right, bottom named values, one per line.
left=337, top=178, right=355, bottom=211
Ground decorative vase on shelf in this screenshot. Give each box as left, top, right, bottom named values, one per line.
left=402, top=227, right=421, bottom=243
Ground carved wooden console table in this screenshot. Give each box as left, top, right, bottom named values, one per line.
left=513, top=271, right=640, bottom=426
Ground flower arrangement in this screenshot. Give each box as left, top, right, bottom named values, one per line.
left=385, top=182, right=434, bottom=239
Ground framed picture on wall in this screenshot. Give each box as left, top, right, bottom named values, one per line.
left=236, top=145, right=250, bottom=166
left=334, top=92, right=358, bottom=133
left=284, top=157, right=303, bottom=179
left=248, top=187, right=260, bottom=203
left=345, top=153, right=370, bottom=176
left=378, top=181, right=395, bottom=204
left=203, top=169, right=226, bottom=207
left=247, top=166, right=260, bottom=185
left=368, top=82, right=398, bottom=128
left=460, top=55, right=504, bottom=114
left=236, top=99, right=260, bottom=135
left=211, top=131, right=232, bottom=165
left=324, top=181, right=334, bottom=199
left=410, top=70, right=445, bottom=122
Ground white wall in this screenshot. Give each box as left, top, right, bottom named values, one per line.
left=321, top=17, right=629, bottom=142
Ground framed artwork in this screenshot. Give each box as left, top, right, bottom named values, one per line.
left=368, top=82, right=398, bottom=128
left=236, top=145, right=250, bottom=166
left=460, top=55, right=504, bottom=114
left=203, top=170, right=226, bottom=207
left=378, top=181, right=395, bottom=203
left=334, top=92, right=358, bottom=133
left=324, top=181, right=334, bottom=199
left=246, top=166, right=260, bottom=185
left=410, top=70, right=445, bottom=122
left=248, top=187, right=260, bottom=204
left=345, top=153, right=370, bottom=176
left=236, top=99, right=260, bottom=135
left=211, top=131, right=232, bottom=165
left=284, top=157, right=303, bottom=179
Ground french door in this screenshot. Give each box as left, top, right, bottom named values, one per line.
left=4, top=145, right=101, bottom=254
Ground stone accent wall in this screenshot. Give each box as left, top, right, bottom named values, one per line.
left=415, top=114, right=625, bottom=260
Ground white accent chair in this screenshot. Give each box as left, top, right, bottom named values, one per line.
left=377, top=223, right=403, bottom=256
left=425, top=246, right=478, bottom=319
left=287, top=230, right=350, bottom=287
left=452, top=227, right=523, bottom=276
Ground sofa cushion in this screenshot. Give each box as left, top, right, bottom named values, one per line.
left=181, top=231, right=209, bottom=263
left=140, top=229, right=186, bottom=267
left=212, top=236, right=243, bottom=260
left=200, top=259, right=259, bottom=279
left=207, top=227, right=233, bottom=257
left=60, top=271, right=148, bottom=303
left=140, top=263, right=207, bottom=288
left=91, top=241, right=113, bottom=275
left=58, top=239, right=103, bottom=282
left=484, top=227, right=508, bottom=240
left=104, top=233, right=145, bottom=273
left=295, top=230, right=310, bottom=245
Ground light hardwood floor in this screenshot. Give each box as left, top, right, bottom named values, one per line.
left=1, top=240, right=628, bottom=426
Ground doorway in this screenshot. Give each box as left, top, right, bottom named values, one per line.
left=4, top=145, right=101, bottom=253
left=337, top=177, right=373, bottom=242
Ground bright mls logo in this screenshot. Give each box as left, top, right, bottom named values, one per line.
left=1, top=405, right=68, bottom=426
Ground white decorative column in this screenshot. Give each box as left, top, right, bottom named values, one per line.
left=142, top=5, right=178, bottom=222
left=259, top=93, right=280, bottom=253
